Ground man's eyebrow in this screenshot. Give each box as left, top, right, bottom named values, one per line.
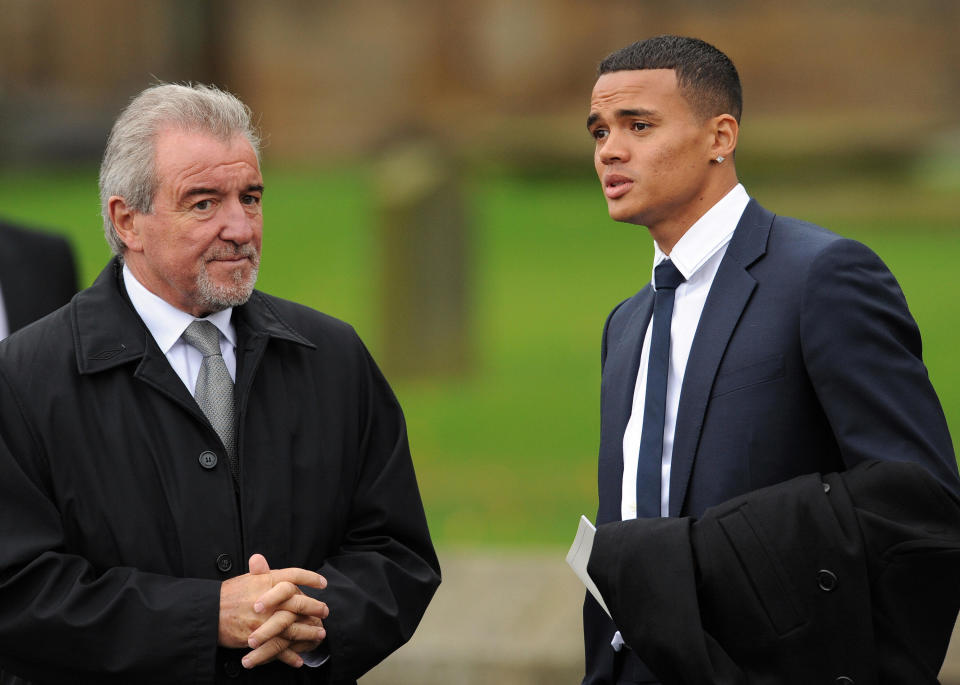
left=615, top=108, right=659, bottom=120
left=182, top=184, right=264, bottom=199
left=183, top=187, right=219, bottom=198
left=587, top=108, right=661, bottom=130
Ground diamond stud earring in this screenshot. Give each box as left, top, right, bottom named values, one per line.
left=715, top=155, right=725, bottom=163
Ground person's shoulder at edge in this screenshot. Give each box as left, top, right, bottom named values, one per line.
left=0, top=218, right=74, bottom=253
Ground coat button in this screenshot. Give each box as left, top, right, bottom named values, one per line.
left=817, top=569, right=838, bottom=592
left=836, top=677, right=854, bottom=684
left=198, top=451, right=218, bottom=469
left=223, top=659, right=242, bottom=678
left=822, top=482, right=831, bottom=493
left=216, top=553, right=233, bottom=573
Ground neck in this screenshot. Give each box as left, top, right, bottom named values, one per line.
left=649, top=175, right=738, bottom=255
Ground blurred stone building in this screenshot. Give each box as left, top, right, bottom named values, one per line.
left=2, top=0, right=958, bottom=165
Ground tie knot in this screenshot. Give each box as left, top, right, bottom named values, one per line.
left=182, top=320, right=222, bottom=357
left=654, top=260, right=685, bottom=291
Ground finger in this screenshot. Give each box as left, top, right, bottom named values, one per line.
left=274, top=647, right=306, bottom=669
left=289, top=640, right=322, bottom=654
left=253, top=580, right=300, bottom=614
left=280, top=618, right=326, bottom=644
left=248, top=610, right=296, bottom=649
left=248, top=553, right=270, bottom=575
left=277, top=593, right=329, bottom=619
left=242, top=636, right=297, bottom=669
left=269, top=567, right=327, bottom=591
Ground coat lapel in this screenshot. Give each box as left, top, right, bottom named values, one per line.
left=231, top=291, right=316, bottom=440
left=669, top=200, right=774, bottom=516
left=597, top=289, right=653, bottom=525
left=72, top=259, right=204, bottom=420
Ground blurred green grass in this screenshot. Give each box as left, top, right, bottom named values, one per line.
left=0, top=163, right=957, bottom=548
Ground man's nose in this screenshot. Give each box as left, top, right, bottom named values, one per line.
left=597, top=130, right=629, bottom=165
left=219, top=197, right=256, bottom=243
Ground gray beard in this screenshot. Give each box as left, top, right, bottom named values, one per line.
left=195, top=257, right=259, bottom=313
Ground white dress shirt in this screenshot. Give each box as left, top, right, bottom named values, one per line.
left=122, top=264, right=237, bottom=391
left=621, top=184, right=751, bottom=519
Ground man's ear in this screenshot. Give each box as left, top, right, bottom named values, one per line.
left=108, top=196, right=142, bottom=252
left=710, top=114, right=738, bottom=162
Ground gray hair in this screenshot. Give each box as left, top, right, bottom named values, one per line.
left=98, top=83, right=261, bottom=255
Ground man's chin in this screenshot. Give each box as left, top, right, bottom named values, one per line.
left=607, top=205, right=646, bottom=226
left=196, top=266, right=259, bottom=311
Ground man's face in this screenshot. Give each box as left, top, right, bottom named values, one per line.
left=588, top=69, right=716, bottom=233
left=123, top=128, right=263, bottom=316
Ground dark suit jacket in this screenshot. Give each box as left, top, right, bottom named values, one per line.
left=0, top=220, right=78, bottom=333
left=0, top=260, right=440, bottom=684
left=589, top=459, right=960, bottom=685
left=584, top=200, right=959, bottom=684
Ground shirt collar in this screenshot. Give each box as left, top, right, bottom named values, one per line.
left=652, top=183, right=751, bottom=284
left=122, top=263, right=236, bottom=353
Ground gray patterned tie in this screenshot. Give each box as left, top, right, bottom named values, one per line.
left=182, top=320, right=238, bottom=480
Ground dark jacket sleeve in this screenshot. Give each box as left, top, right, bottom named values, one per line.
left=307, top=335, right=441, bottom=684
left=0, top=368, right=221, bottom=685
left=801, top=238, right=958, bottom=494
left=588, top=460, right=960, bottom=685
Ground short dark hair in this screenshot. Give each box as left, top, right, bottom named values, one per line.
left=598, top=35, right=742, bottom=123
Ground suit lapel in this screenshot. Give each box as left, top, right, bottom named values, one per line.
left=669, top=200, right=774, bottom=516
left=597, top=288, right=653, bottom=525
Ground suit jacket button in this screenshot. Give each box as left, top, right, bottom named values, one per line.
left=198, top=451, right=218, bottom=469
left=817, top=569, right=838, bottom=592
left=216, top=553, right=233, bottom=574
left=836, top=677, right=854, bottom=684
left=223, top=659, right=242, bottom=678
left=822, top=482, right=831, bottom=493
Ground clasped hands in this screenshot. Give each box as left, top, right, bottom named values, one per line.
left=219, top=553, right=329, bottom=669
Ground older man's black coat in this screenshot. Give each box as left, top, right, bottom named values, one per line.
left=589, top=459, right=960, bottom=684
left=0, top=259, right=440, bottom=685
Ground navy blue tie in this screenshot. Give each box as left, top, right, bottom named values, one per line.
left=635, top=259, right=685, bottom=518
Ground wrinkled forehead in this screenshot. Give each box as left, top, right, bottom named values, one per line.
left=151, top=128, right=262, bottom=197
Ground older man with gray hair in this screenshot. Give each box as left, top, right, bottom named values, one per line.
left=0, top=83, right=439, bottom=685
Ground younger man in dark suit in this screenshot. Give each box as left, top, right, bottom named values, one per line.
left=582, top=35, right=960, bottom=684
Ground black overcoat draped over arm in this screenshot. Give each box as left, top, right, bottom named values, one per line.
left=589, top=459, right=960, bottom=684
left=0, top=259, right=440, bottom=685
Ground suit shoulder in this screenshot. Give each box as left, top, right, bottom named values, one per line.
left=766, top=214, right=882, bottom=269
left=0, top=221, right=73, bottom=256
left=768, top=214, right=841, bottom=251
left=0, top=301, right=75, bottom=373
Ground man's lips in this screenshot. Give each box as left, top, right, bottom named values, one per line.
left=206, top=247, right=258, bottom=264
left=603, top=174, right=634, bottom=199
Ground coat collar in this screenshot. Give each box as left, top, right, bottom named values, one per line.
left=74, top=258, right=315, bottom=375
left=668, top=199, right=774, bottom=515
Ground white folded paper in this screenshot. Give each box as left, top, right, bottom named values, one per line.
left=566, top=514, right=611, bottom=618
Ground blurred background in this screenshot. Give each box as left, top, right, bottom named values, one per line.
left=2, top=0, right=959, bottom=678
